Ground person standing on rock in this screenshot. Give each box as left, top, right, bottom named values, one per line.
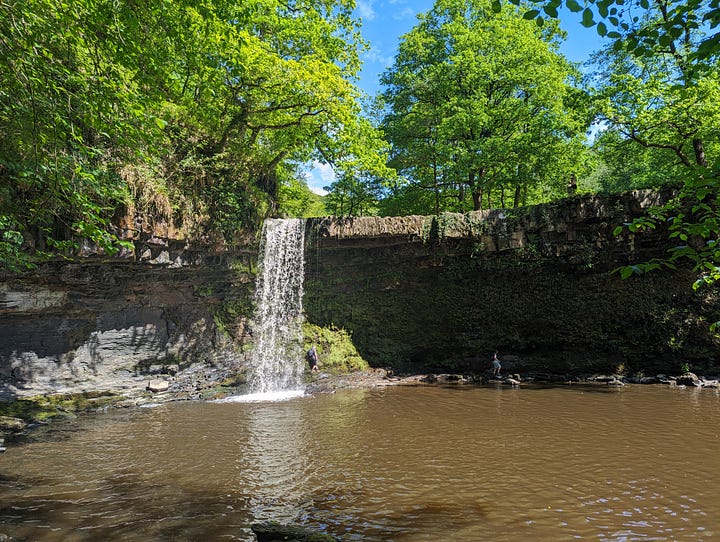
left=306, top=345, right=320, bottom=372
left=491, top=351, right=502, bottom=378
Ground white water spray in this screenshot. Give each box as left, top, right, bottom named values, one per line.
left=244, top=218, right=307, bottom=398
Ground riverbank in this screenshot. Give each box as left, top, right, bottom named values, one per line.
left=3, top=367, right=718, bottom=447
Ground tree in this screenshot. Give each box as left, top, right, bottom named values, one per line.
left=512, top=0, right=719, bottom=68
left=581, top=34, right=720, bottom=193
left=589, top=35, right=720, bottom=171
left=513, top=0, right=720, bottom=329
left=0, top=0, right=389, bottom=268
left=277, top=176, right=326, bottom=218
left=377, top=0, right=590, bottom=215
left=588, top=128, right=687, bottom=193
left=324, top=172, right=381, bottom=216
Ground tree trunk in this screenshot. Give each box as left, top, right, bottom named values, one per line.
left=693, top=138, right=708, bottom=167
left=433, top=160, right=440, bottom=215
left=472, top=189, right=482, bottom=211
left=470, top=170, right=485, bottom=211
left=513, top=185, right=522, bottom=208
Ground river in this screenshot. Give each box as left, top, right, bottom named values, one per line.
left=1, top=384, right=718, bottom=541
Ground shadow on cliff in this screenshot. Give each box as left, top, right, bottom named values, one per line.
left=0, top=319, right=170, bottom=402
left=303, top=210, right=720, bottom=377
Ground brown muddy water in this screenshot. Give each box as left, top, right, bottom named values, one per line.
left=1, top=384, right=719, bottom=541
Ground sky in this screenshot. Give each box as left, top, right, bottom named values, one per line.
left=304, top=1, right=609, bottom=195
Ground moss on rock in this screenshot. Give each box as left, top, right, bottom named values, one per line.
left=0, top=391, right=121, bottom=425
left=303, top=323, right=369, bottom=374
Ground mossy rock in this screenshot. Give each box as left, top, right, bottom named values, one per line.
left=0, top=416, right=26, bottom=431
left=303, top=323, right=369, bottom=373
left=0, top=391, right=121, bottom=424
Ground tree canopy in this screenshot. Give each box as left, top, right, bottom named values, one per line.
left=510, top=0, right=720, bottom=315
left=376, top=0, right=590, bottom=215
left=0, top=0, right=389, bottom=268
left=3, top=0, right=720, bottom=294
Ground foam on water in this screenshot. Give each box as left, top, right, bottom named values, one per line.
left=216, top=389, right=306, bottom=403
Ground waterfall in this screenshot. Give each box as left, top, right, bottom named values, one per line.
left=246, top=218, right=306, bottom=396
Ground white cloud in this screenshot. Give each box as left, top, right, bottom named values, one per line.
left=363, top=45, right=394, bottom=67
left=393, top=7, right=415, bottom=20
left=303, top=161, right=335, bottom=196
left=357, top=0, right=376, bottom=21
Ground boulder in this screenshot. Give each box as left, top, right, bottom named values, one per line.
left=146, top=380, right=170, bottom=393
left=675, top=372, right=701, bottom=387
left=251, top=522, right=341, bottom=542
left=433, top=374, right=469, bottom=383
left=0, top=416, right=26, bottom=431
left=593, top=375, right=623, bottom=383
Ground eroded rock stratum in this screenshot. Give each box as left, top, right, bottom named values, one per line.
left=2, top=190, right=718, bottom=399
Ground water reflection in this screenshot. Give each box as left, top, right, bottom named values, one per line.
left=239, top=399, right=310, bottom=523
left=0, top=385, right=719, bottom=541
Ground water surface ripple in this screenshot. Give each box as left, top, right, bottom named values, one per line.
left=1, top=384, right=718, bottom=540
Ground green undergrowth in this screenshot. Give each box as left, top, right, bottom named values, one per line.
left=0, top=391, right=121, bottom=424
left=303, top=323, right=369, bottom=373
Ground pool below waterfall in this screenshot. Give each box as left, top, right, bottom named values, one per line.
left=1, top=384, right=719, bottom=541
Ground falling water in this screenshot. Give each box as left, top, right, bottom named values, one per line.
left=244, top=218, right=306, bottom=399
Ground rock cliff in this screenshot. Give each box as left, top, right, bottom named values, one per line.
left=0, top=249, right=255, bottom=400
left=304, top=190, right=719, bottom=376
left=1, top=189, right=718, bottom=400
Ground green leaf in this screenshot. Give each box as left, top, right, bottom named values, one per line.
left=597, top=22, right=608, bottom=36
left=658, top=33, right=673, bottom=47
left=565, top=0, right=583, bottom=13
left=581, top=8, right=595, bottom=27
left=491, top=0, right=502, bottom=13
left=523, top=9, right=541, bottom=19
left=543, top=4, right=558, bottom=17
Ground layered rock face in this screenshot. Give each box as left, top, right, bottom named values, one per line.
left=2, top=190, right=718, bottom=399
left=0, top=251, right=255, bottom=400
left=304, top=191, right=720, bottom=376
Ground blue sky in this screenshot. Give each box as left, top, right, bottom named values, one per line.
left=304, top=1, right=608, bottom=195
